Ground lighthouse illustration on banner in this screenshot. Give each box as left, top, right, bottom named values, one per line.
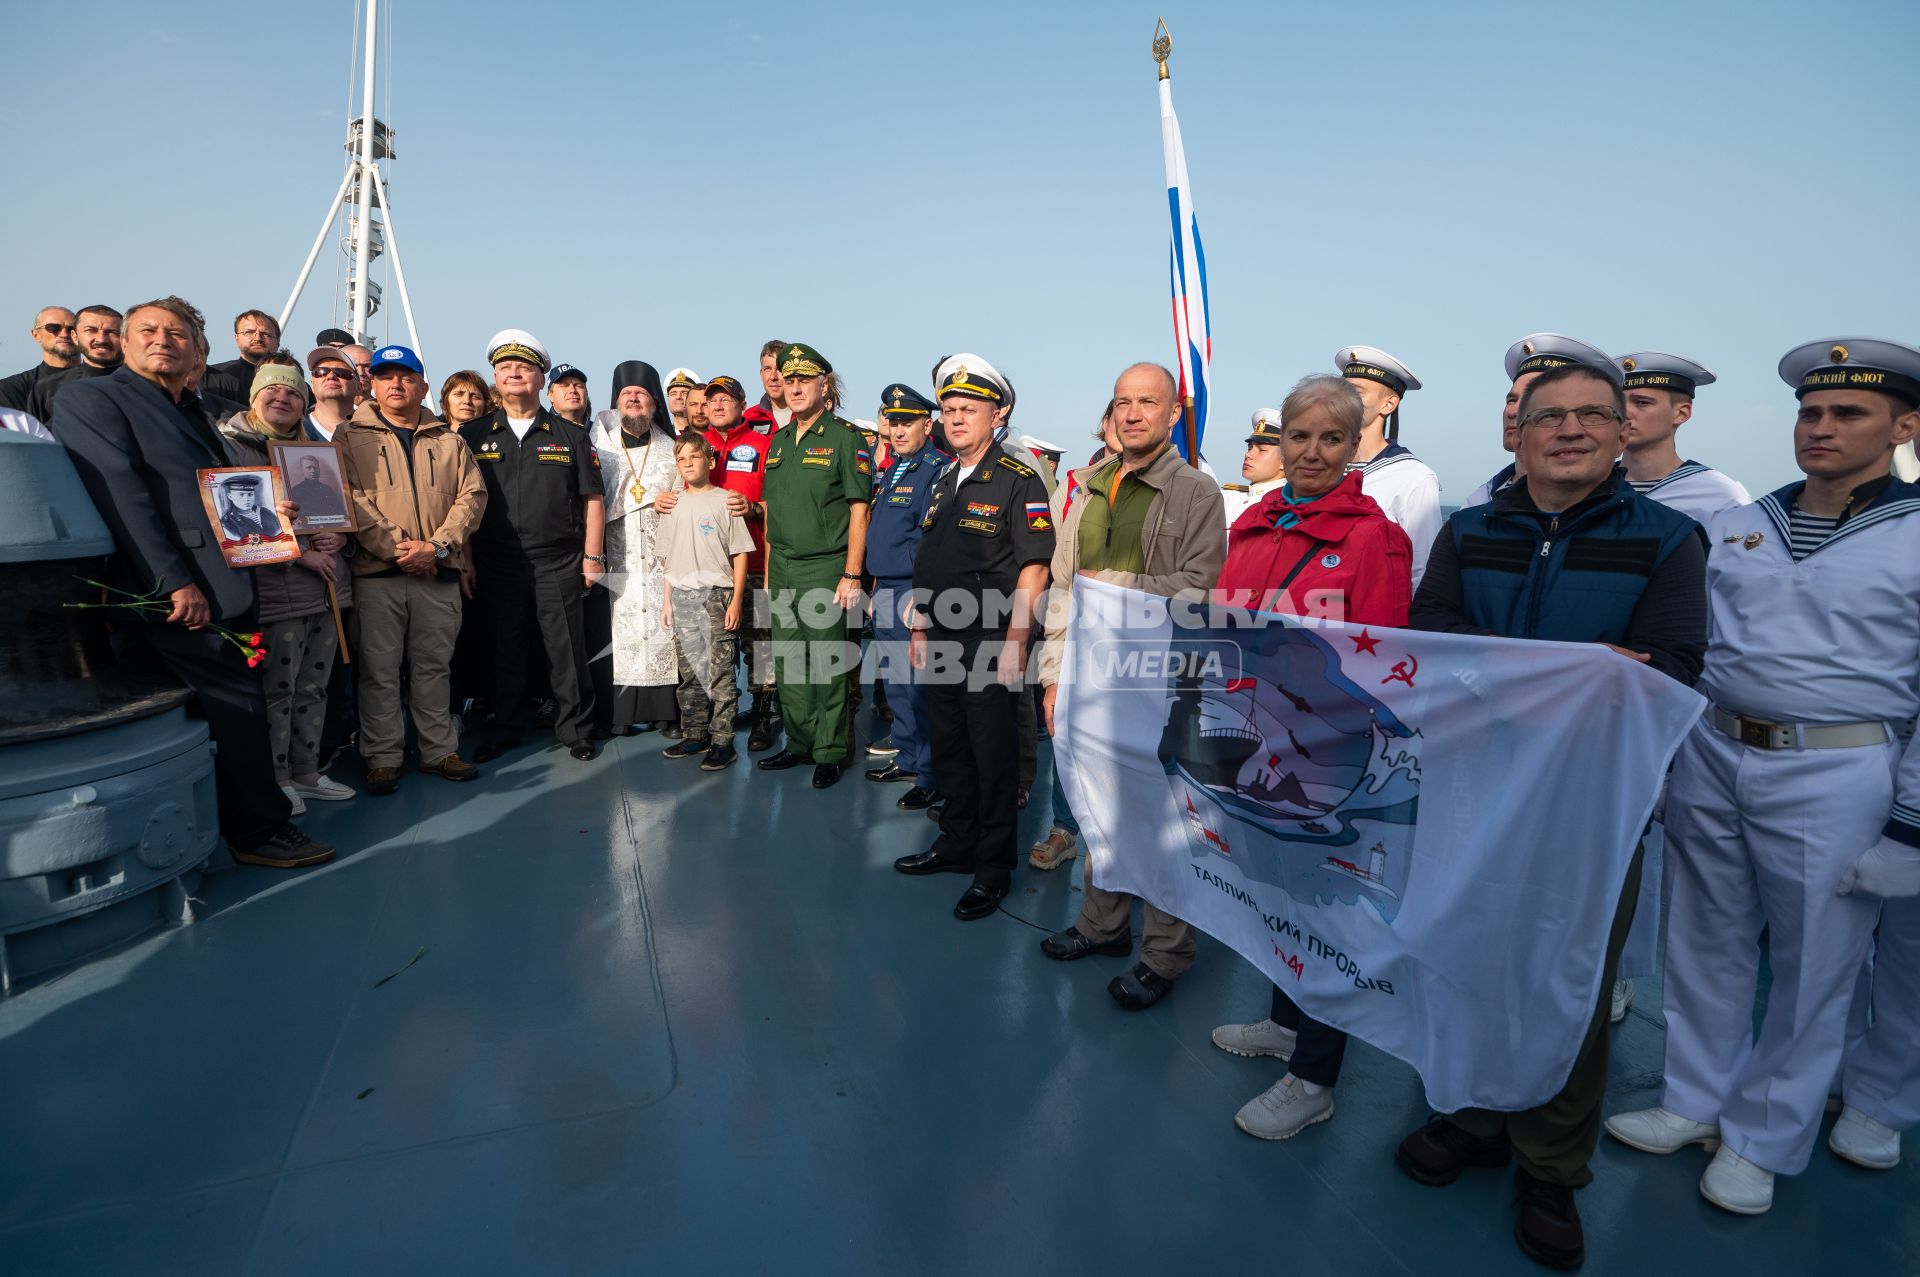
left=1161, top=622, right=1422, bottom=921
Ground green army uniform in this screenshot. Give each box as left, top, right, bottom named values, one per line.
left=762, top=345, right=872, bottom=766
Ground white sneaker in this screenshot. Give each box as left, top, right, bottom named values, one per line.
left=280, top=785, right=307, bottom=816
left=1234, top=1076, right=1333, bottom=1140
left=1700, top=1146, right=1774, bottom=1215
left=1210, top=1018, right=1297, bottom=1060
left=1605, top=1107, right=1720, bottom=1154
left=292, top=776, right=356, bottom=802
left=1610, top=977, right=1634, bottom=1023
left=1829, top=1105, right=1901, bottom=1170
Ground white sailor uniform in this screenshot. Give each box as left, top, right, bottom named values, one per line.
left=1839, top=894, right=1920, bottom=1139
left=1220, top=475, right=1284, bottom=530
left=1659, top=478, right=1920, bottom=1174
left=1351, top=444, right=1441, bottom=586
left=1462, top=462, right=1516, bottom=511
left=1628, top=460, right=1752, bottom=527
left=1615, top=461, right=1754, bottom=981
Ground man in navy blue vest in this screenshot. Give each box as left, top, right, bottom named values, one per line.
left=1392, top=356, right=1707, bottom=1270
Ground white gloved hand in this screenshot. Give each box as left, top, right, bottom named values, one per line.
left=1838, top=835, right=1920, bottom=898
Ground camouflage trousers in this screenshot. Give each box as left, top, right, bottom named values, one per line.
left=671, top=585, right=739, bottom=744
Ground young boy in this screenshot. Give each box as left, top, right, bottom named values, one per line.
left=659, top=432, right=756, bottom=769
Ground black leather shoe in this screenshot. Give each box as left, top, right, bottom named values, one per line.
left=864, top=762, right=912, bottom=784
left=893, top=849, right=974, bottom=876
left=568, top=741, right=596, bottom=761
left=473, top=734, right=522, bottom=764
left=747, top=713, right=776, bottom=753
left=1108, top=962, right=1174, bottom=1011
left=954, top=882, right=1007, bottom=921
left=896, top=785, right=936, bottom=810
left=1040, top=925, right=1131, bottom=961
left=1395, top=1115, right=1513, bottom=1186
left=811, top=762, right=843, bottom=789
left=757, top=749, right=807, bottom=771
left=1513, top=1168, right=1584, bottom=1270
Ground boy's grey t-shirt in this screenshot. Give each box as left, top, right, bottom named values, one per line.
left=658, top=486, right=755, bottom=588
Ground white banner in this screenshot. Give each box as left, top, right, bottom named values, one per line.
left=1054, top=579, right=1704, bottom=1111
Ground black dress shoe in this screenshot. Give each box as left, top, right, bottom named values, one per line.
left=757, top=749, right=807, bottom=771
left=954, top=882, right=1007, bottom=921
left=1108, top=962, right=1174, bottom=1011
left=1039, top=925, right=1132, bottom=961
left=811, top=762, right=843, bottom=789
left=473, top=734, right=522, bottom=764
left=864, top=762, right=912, bottom=784
left=568, top=741, right=596, bottom=761
left=893, top=849, right=974, bottom=876
left=895, top=785, right=936, bottom=810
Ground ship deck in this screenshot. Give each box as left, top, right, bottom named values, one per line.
left=1, top=715, right=1912, bottom=1275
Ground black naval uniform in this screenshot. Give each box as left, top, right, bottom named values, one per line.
left=910, top=447, right=1054, bottom=896
left=459, top=407, right=604, bottom=748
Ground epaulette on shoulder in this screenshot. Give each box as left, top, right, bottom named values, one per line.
left=1221, top=483, right=1249, bottom=492
left=998, top=451, right=1037, bottom=478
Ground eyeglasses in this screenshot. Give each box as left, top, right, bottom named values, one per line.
left=313, top=366, right=353, bottom=380
left=1519, top=404, right=1622, bottom=430
left=39, top=322, right=72, bottom=336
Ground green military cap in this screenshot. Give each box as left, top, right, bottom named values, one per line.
left=778, top=342, right=832, bottom=378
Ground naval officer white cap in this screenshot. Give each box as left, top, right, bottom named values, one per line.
left=1505, top=333, right=1621, bottom=387
left=1779, top=338, right=1920, bottom=409
left=486, top=329, right=551, bottom=372
left=1617, top=352, right=1717, bottom=398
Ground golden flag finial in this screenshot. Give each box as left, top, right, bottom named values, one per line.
left=1153, top=18, right=1172, bottom=81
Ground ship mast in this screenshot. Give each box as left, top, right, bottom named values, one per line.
left=278, top=0, right=421, bottom=353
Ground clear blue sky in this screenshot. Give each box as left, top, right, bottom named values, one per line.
left=6, top=0, right=1917, bottom=496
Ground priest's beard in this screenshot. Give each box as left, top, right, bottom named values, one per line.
left=619, top=412, right=654, bottom=439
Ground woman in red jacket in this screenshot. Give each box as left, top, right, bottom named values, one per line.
left=1209, top=374, right=1412, bottom=1143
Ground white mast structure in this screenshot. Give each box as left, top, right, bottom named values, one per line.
left=279, top=0, right=420, bottom=353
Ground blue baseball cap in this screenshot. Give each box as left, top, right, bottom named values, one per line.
left=369, top=344, right=423, bottom=376
left=548, top=362, right=588, bottom=387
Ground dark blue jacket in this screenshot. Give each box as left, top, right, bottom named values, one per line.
left=1412, top=468, right=1707, bottom=685
left=56, top=367, right=259, bottom=622
left=865, top=445, right=951, bottom=579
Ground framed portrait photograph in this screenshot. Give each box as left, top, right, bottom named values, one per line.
left=195, top=466, right=302, bottom=567
left=268, top=439, right=358, bottom=533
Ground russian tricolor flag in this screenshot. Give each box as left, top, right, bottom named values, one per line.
left=1160, top=71, right=1210, bottom=459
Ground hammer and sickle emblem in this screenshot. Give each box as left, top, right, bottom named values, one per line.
left=1381, top=655, right=1419, bottom=688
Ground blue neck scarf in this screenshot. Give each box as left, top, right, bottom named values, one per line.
left=1269, top=481, right=1328, bottom=530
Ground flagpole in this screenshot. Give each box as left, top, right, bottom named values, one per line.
left=1155, top=19, right=1207, bottom=469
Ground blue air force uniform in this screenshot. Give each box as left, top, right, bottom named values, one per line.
left=866, top=383, right=950, bottom=787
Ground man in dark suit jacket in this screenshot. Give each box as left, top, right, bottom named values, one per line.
left=56, top=296, right=335, bottom=869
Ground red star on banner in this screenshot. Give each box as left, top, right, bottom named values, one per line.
left=1350, top=629, right=1381, bottom=656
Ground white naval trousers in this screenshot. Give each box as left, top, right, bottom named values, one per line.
left=1839, top=894, right=1920, bottom=1132
left=1660, top=716, right=1898, bottom=1174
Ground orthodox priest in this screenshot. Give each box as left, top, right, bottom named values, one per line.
left=586, top=360, right=684, bottom=735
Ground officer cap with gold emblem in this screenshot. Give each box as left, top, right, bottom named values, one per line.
left=1503, top=332, right=1621, bottom=386
left=879, top=383, right=936, bottom=420
left=932, top=352, right=1011, bottom=406
left=1246, top=407, right=1284, bottom=445
left=1335, top=346, right=1422, bottom=395
left=486, top=328, right=550, bottom=372
left=1615, top=352, right=1716, bottom=398
left=665, top=367, right=702, bottom=391
left=776, top=343, right=831, bottom=378
left=1779, top=338, right=1920, bottom=410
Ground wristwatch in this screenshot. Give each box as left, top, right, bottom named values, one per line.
left=585, top=554, right=608, bottom=565
left=433, top=541, right=450, bottom=560
left=840, top=572, right=861, bottom=581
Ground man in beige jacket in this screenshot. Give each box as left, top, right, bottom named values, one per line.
left=1036, top=362, right=1226, bottom=1010
left=339, top=344, right=489, bottom=795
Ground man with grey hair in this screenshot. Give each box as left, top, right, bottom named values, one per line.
left=1035, top=361, right=1226, bottom=1009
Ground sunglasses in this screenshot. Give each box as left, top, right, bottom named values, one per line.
left=312, top=366, right=354, bottom=380
left=39, top=322, right=72, bottom=336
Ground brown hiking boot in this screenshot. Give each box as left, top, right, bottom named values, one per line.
left=365, top=766, right=401, bottom=796
left=232, top=823, right=336, bottom=869
left=420, top=753, right=479, bottom=782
